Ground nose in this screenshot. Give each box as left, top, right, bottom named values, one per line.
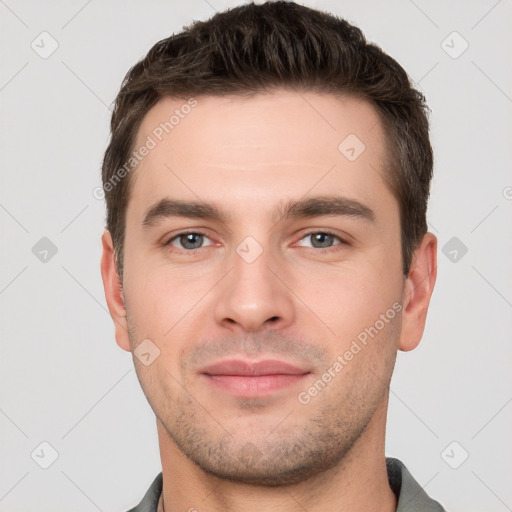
left=212, top=242, right=295, bottom=333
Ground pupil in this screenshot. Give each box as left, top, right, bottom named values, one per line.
left=182, top=233, right=202, bottom=249
left=312, top=233, right=332, bottom=248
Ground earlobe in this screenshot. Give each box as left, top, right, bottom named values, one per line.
left=398, top=232, right=437, bottom=352
left=100, top=229, right=131, bottom=352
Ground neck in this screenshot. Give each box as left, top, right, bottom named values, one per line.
left=156, top=398, right=397, bottom=512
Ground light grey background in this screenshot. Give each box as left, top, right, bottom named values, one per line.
left=1, top=1, right=511, bottom=511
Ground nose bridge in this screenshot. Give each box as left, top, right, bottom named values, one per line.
left=212, top=235, right=295, bottom=331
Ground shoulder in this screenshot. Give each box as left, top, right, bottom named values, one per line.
left=386, top=457, right=448, bottom=512
left=124, top=473, right=163, bottom=512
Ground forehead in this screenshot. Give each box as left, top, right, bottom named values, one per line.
left=134, top=89, right=386, bottom=159
left=128, top=89, right=392, bottom=218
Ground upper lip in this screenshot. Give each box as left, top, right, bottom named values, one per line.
left=199, top=359, right=310, bottom=376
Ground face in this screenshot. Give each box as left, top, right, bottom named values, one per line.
left=102, top=89, right=434, bottom=486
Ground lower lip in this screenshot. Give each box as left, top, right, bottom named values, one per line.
left=202, top=374, right=309, bottom=397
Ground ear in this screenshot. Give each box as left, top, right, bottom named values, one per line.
left=100, top=229, right=131, bottom=352
left=399, top=232, right=437, bottom=352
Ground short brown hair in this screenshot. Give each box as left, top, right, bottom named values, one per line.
left=102, top=1, right=433, bottom=280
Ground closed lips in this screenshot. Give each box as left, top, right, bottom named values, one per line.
left=199, top=359, right=310, bottom=376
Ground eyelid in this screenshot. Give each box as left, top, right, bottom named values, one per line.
left=164, top=229, right=216, bottom=248
left=294, top=230, right=350, bottom=248
left=163, top=228, right=351, bottom=252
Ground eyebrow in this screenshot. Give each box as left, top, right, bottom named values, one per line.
left=142, top=195, right=375, bottom=228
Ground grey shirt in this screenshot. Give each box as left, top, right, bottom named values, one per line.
left=126, top=457, right=447, bottom=511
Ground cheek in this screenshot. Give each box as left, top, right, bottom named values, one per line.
left=309, top=265, right=402, bottom=392
left=296, top=259, right=402, bottom=340
left=123, top=260, right=217, bottom=366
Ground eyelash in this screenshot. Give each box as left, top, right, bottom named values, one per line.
left=164, top=230, right=349, bottom=253
left=297, top=231, right=349, bottom=252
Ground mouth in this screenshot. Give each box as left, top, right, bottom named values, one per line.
left=198, top=359, right=311, bottom=398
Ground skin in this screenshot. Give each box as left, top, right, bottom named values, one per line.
left=101, top=89, right=437, bottom=512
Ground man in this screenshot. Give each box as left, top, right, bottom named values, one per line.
left=100, top=2, right=444, bottom=510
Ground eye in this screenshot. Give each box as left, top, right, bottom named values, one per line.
left=166, top=232, right=214, bottom=251
left=296, top=231, right=346, bottom=250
